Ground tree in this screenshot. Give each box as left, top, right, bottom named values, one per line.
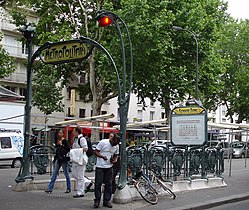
left=0, top=33, right=15, bottom=78
left=32, top=63, right=64, bottom=116
left=0, top=3, right=20, bottom=79
left=6, top=0, right=230, bottom=134
left=217, top=19, right=249, bottom=123
left=119, top=0, right=228, bottom=117
left=0, top=5, right=15, bottom=78
left=7, top=0, right=122, bottom=141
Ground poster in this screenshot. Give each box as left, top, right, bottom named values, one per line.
left=171, top=114, right=206, bottom=145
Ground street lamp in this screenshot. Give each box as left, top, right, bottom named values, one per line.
left=15, top=24, right=36, bottom=183
left=172, top=26, right=199, bottom=100
left=96, top=10, right=133, bottom=190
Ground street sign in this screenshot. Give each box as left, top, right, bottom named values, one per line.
left=170, top=105, right=207, bottom=146
left=173, top=107, right=204, bottom=115
left=41, top=40, right=91, bottom=64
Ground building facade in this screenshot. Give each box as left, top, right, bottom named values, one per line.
left=0, top=7, right=248, bottom=139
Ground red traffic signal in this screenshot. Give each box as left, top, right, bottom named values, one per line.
left=98, top=16, right=113, bottom=27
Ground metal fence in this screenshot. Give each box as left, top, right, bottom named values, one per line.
left=28, top=144, right=224, bottom=183
left=126, top=145, right=224, bottom=182
left=30, top=145, right=55, bottom=175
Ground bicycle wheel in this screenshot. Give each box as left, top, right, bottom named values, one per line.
left=135, top=180, right=158, bottom=205
left=157, top=179, right=176, bottom=199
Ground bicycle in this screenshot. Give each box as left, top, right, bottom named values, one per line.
left=131, top=169, right=176, bottom=205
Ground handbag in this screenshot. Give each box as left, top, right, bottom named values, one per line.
left=70, top=148, right=84, bottom=165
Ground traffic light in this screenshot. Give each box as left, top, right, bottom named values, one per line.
left=98, top=16, right=113, bottom=27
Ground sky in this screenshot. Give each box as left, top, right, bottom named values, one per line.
left=226, top=0, right=249, bottom=19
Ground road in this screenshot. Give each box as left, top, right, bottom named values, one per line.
left=1, top=158, right=249, bottom=210
left=210, top=199, right=249, bottom=210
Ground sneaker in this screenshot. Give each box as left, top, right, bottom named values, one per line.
left=73, top=194, right=84, bottom=198
left=45, top=189, right=52, bottom=194
left=103, top=202, right=112, bottom=208
left=94, top=199, right=100, bottom=208
left=65, top=189, right=71, bottom=193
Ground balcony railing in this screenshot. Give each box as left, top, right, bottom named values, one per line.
left=3, top=71, right=27, bottom=84
left=2, top=43, right=30, bottom=59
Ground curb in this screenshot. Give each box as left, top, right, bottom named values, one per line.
left=167, top=192, right=249, bottom=210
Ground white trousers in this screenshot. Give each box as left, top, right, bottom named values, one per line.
left=72, top=163, right=86, bottom=195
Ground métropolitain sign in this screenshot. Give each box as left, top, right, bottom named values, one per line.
left=41, top=40, right=92, bottom=64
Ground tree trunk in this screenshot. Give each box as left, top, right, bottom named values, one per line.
left=225, top=101, right=234, bottom=123
left=88, top=51, right=103, bottom=142
left=91, top=100, right=102, bottom=142
left=235, top=114, right=243, bottom=141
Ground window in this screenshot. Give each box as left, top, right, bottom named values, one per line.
left=137, top=96, right=142, bottom=104
left=79, top=92, right=85, bottom=101
left=5, top=86, right=16, bottom=93
left=150, top=100, right=155, bottom=107
left=22, top=42, right=28, bottom=54
left=67, top=87, right=72, bottom=99
left=101, top=111, right=107, bottom=115
left=221, top=105, right=227, bottom=116
left=91, top=110, right=93, bottom=117
left=117, top=108, right=120, bottom=120
left=137, top=110, right=143, bottom=122
left=19, top=88, right=27, bottom=100
left=161, top=112, right=165, bottom=119
left=67, top=107, right=72, bottom=117
left=79, top=73, right=86, bottom=84
left=150, top=111, right=155, bottom=121
left=79, top=109, right=86, bottom=118
left=0, top=137, right=12, bottom=149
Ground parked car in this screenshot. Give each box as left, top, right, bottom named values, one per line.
left=231, top=142, right=249, bottom=158
left=150, top=140, right=173, bottom=148
left=207, top=140, right=233, bottom=158
left=0, top=129, right=24, bottom=168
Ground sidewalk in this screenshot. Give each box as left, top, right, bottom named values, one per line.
left=137, top=159, right=249, bottom=210
left=9, top=159, right=249, bottom=210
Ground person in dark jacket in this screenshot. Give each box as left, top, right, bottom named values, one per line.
left=45, top=129, right=71, bottom=193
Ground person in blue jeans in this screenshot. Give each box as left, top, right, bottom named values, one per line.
left=45, top=129, right=71, bottom=194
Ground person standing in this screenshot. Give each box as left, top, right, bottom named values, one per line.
left=94, top=133, right=120, bottom=208
left=45, top=129, right=71, bottom=194
left=72, top=126, right=88, bottom=198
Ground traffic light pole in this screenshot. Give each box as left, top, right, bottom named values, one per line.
left=96, top=10, right=133, bottom=190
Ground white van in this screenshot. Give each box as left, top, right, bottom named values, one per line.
left=0, top=129, right=24, bottom=168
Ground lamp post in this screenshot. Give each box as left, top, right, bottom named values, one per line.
left=15, top=24, right=36, bottom=183
left=96, top=10, right=133, bottom=190
left=172, top=26, right=199, bottom=100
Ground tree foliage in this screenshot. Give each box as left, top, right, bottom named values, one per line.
left=0, top=32, right=15, bottom=78
left=32, top=63, right=64, bottom=115
left=6, top=0, right=243, bottom=126
left=117, top=0, right=228, bottom=117
left=217, top=19, right=249, bottom=123
left=6, top=0, right=119, bottom=117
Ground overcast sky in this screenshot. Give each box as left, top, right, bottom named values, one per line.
left=226, top=0, right=249, bottom=19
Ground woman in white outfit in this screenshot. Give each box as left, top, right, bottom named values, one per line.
left=72, top=126, right=88, bottom=198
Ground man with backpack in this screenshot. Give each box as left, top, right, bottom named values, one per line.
left=71, top=126, right=88, bottom=198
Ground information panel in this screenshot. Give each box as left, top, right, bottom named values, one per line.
left=170, top=106, right=207, bottom=146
